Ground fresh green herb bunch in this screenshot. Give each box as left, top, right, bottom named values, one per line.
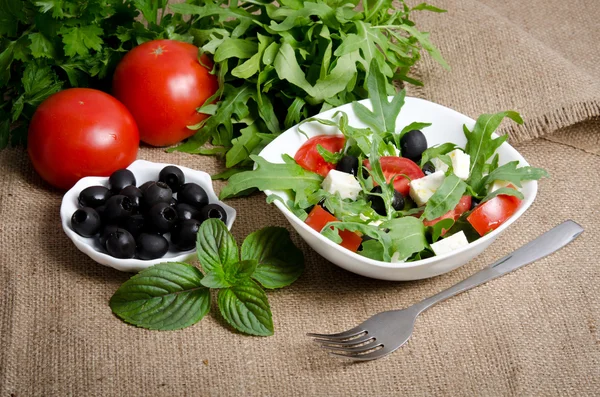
left=0, top=0, right=189, bottom=148
left=170, top=0, right=449, bottom=173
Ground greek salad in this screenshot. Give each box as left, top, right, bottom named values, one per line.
left=220, top=69, right=548, bottom=263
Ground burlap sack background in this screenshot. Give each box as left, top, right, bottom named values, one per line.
left=1, top=0, right=599, bottom=395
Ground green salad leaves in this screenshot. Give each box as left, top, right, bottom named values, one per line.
left=110, top=219, right=304, bottom=335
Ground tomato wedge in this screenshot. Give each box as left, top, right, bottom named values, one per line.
left=305, top=205, right=362, bottom=252
left=454, top=195, right=472, bottom=219
left=467, top=194, right=521, bottom=236
left=364, top=156, right=425, bottom=196
left=294, top=135, right=345, bottom=177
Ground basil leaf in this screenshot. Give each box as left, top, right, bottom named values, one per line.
left=424, top=174, right=467, bottom=221
left=201, top=269, right=231, bottom=289
left=219, top=154, right=323, bottom=200
left=218, top=279, right=274, bottom=336
left=419, top=142, right=457, bottom=167
left=482, top=161, right=549, bottom=189
left=196, top=219, right=239, bottom=273
left=223, top=259, right=258, bottom=285
left=109, top=263, right=210, bottom=331
left=427, top=217, right=455, bottom=243
left=241, top=227, right=304, bottom=289
left=382, top=217, right=428, bottom=262
left=480, top=187, right=524, bottom=204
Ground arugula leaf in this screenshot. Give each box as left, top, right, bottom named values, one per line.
left=219, top=154, right=323, bottom=200
left=480, top=187, right=524, bottom=204
left=241, top=227, right=304, bottom=289
left=109, top=262, right=211, bottom=331
left=323, top=194, right=381, bottom=223
left=358, top=239, right=385, bottom=261
left=196, top=219, right=239, bottom=273
left=218, top=279, right=274, bottom=336
left=396, top=121, right=432, bottom=145
left=464, top=111, right=523, bottom=192
left=482, top=161, right=549, bottom=189
left=427, top=217, right=455, bottom=242
left=419, top=142, right=457, bottom=167
left=322, top=221, right=392, bottom=261
left=316, top=144, right=343, bottom=164
left=423, top=174, right=467, bottom=220
left=382, top=217, right=428, bottom=262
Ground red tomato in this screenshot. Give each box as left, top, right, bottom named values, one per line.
left=27, top=88, right=139, bottom=190
left=294, top=135, right=345, bottom=177
left=467, top=194, right=521, bottom=236
left=305, top=205, right=362, bottom=252
left=364, top=156, right=425, bottom=196
left=112, top=40, right=219, bottom=147
left=454, top=195, right=472, bottom=219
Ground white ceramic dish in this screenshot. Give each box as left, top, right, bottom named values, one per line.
left=258, top=97, right=537, bottom=281
left=60, top=160, right=236, bottom=272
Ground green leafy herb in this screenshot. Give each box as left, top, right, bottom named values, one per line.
left=427, top=217, right=455, bottom=243
left=423, top=174, right=467, bottom=220
left=110, top=220, right=304, bottom=335
left=382, top=217, right=428, bottom=261
left=482, top=161, right=549, bottom=190
left=479, top=187, right=524, bottom=204
left=419, top=142, right=457, bottom=167
left=316, top=144, right=344, bottom=164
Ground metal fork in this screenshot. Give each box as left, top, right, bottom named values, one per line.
left=307, top=220, right=584, bottom=361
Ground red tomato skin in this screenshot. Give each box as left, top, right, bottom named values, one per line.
left=467, top=195, right=521, bottom=236
left=364, top=156, right=425, bottom=196
left=27, top=88, right=139, bottom=190
left=423, top=210, right=456, bottom=236
left=305, top=205, right=362, bottom=252
left=112, top=40, right=218, bottom=147
left=454, top=195, right=472, bottom=219
left=294, top=135, right=345, bottom=177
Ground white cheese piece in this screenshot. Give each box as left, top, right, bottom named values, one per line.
left=322, top=169, right=362, bottom=200
left=409, top=170, right=446, bottom=206
left=448, top=149, right=471, bottom=180
left=368, top=220, right=383, bottom=227
left=431, top=157, right=449, bottom=173
left=489, top=179, right=517, bottom=193
left=391, top=252, right=407, bottom=263
left=430, top=231, right=469, bottom=256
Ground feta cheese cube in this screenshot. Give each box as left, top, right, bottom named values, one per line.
left=322, top=170, right=362, bottom=200
left=448, top=149, right=471, bottom=180
left=430, top=231, right=469, bottom=256
left=489, top=180, right=517, bottom=193
left=431, top=157, right=449, bottom=173
left=409, top=171, right=445, bottom=206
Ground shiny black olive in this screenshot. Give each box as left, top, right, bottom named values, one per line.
left=199, top=203, right=227, bottom=223
left=148, top=202, right=177, bottom=233
left=178, top=183, right=209, bottom=209
left=368, top=186, right=405, bottom=216
left=175, top=203, right=202, bottom=221
left=138, top=181, right=154, bottom=193
left=99, top=224, right=119, bottom=248
left=136, top=233, right=169, bottom=260
left=335, top=155, right=359, bottom=177
left=71, top=207, right=102, bottom=237
left=159, top=165, right=185, bottom=193
left=171, top=219, right=201, bottom=251
left=78, top=185, right=111, bottom=208
left=422, top=161, right=435, bottom=175
left=143, top=181, right=172, bottom=209
left=122, top=214, right=147, bottom=239
left=105, top=228, right=136, bottom=259
left=169, top=197, right=177, bottom=207
left=108, top=169, right=136, bottom=193
left=400, top=130, right=428, bottom=162
left=103, top=195, right=134, bottom=224
left=120, top=185, right=142, bottom=213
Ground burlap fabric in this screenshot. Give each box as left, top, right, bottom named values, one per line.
left=1, top=0, right=599, bottom=395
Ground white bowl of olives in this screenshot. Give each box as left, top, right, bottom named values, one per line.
left=60, top=160, right=236, bottom=272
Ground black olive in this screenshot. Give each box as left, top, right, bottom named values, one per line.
left=105, top=228, right=136, bottom=259
left=122, top=214, right=147, bottom=239
left=138, top=181, right=154, bottom=193
left=78, top=186, right=111, bottom=208
left=422, top=161, right=435, bottom=175
left=400, top=130, right=428, bottom=162
left=108, top=169, right=136, bottom=193
left=120, top=185, right=143, bottom=213
left=471, top=198, right=481, bottom=210
left=335, top=155, right=359, bottom=177
left=103, top=195, right=134, bottom=224
left=148, top=202, right=178, bottom=233
left=368, top=186, right=405, bottom=216
left=171, top=219, right=201, bottom=251
left=99, top=224, right=119, bottom=248
left=136, top=233, right=169, bottom=260
left=169, top=197, right=177, bottom=207
left=159, top=165, right=185, bottom=193
left=175, top=203, right=202, bottom=221
left=178, top=183, right=209, bottom=209
left=199, top=203, right=227, bottom=223
left=143, top=181, right=172, bottom=209
left=71, top=207, right=102, bottom=237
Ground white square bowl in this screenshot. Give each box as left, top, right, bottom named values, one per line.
left=60, top=160, right=237, bottom=272
left=258, top=97, right=537, bottom=280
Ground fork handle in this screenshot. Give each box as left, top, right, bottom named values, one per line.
left=413, top=220, right=584, bottom=313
